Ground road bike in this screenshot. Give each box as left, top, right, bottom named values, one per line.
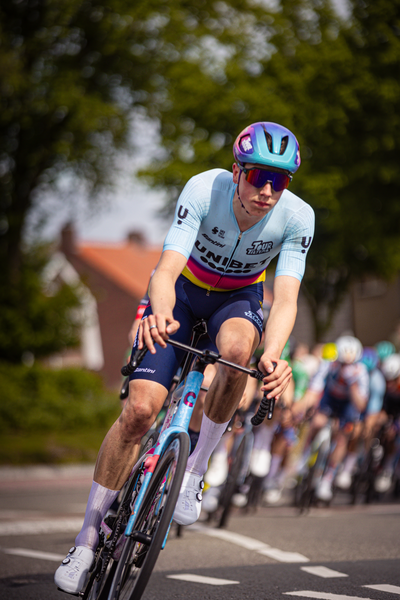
left=80, top=325, right=272, bottom=600
left=294, top=417, right=336, bottom=512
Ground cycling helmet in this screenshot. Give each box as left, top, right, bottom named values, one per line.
left=335, top=335, right=363, bottom=364
left=375, top=340, right=396, bottom=362
left=381, top=354, right=400, bottom=381
left=361, top=347, right=379, bottom=373
left=322, top=343, right=338, bottom=362
left=233, top=122, right=301, bottom=174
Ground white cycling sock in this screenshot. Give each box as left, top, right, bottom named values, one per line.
left=186, top=414, right=230, bottom=477
left=75, top=481, right=119, bottom=551
left=252, top=423, right=276, bottom=451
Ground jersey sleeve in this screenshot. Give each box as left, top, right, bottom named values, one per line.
left=308, top=360, right=330, bottom=394
left=275, top=203, right=315, bottom=282
left=163, top=175, right=211, bottom=259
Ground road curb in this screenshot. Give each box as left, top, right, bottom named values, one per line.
left=0, top=463, right=95, bottom=482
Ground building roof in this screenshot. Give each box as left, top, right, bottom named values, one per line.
left=77, top=241, right=162, bottom=298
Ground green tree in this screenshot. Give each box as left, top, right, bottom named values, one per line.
left=138, top=0, right=400, bottom=340
left=0, top=244, right=82, bottom=362
left=2, top=0, right=399, bottom=348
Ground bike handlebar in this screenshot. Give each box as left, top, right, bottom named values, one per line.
left=121, top=341, right=277, bottom=422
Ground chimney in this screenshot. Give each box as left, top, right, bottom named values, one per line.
left=127, top=230, right=146, bottom=245
left=61, top=222, right=76, bottom=255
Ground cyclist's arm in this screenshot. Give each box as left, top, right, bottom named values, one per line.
left=259, top=275, right=300, bottom=400
left=349, top=382, right=368, bottom=412
left=139, top=250, right=187, bottom=353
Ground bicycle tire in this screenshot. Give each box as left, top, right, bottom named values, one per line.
left=83, top=431, right=159, bottom=600
left=107, top=431, right=189, bottom=600
left=217, top=435, right=246, bottom=529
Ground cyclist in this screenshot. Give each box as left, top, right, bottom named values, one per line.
left=374, top=353, right=400, bottom=493
left=335, top=346, right=386, bottom=490
left=295, top=335, right=369, bottom=502
left=55, top=121, right=314, bottom=594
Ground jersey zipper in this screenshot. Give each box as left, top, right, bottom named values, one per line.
left=206, top=231, right=243, bottom=295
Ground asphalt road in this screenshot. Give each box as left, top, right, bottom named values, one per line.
left=0, top=465, right=400, bottom=600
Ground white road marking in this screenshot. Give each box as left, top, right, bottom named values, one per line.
left=301, top=566, right=348, bottom=578
left=258, top=548, right=310, bottom=563
left=364, top=584, right=400, bottom=595
left=1, top=547, right=64, bottom=562
left=167, top=574, right=239, bottom=585
left=0, top=518, right=83, bottom=536
left=285, top=592, right=375, bottom=600
left=190, top=524, right=310, bottom=563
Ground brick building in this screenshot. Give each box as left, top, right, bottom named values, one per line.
left=51, top=223, right=162, bottom=387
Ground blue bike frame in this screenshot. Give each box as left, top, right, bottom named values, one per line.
left=124, top=368, right=204, bottom=538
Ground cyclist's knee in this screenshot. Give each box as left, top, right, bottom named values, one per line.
left=220, top=339, right=252, bottom=368
left=119, top=382, right=164, bottom=439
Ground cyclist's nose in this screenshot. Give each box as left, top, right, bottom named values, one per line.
left=259, top=181, right=273, bottom=195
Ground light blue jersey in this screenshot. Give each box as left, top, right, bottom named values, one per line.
left=163, top=169, right=315, bottom=292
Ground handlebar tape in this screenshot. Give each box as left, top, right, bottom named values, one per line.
left=251, top=361, right=278, bottom=426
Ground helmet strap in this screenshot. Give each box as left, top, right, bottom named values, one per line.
left=237, top=170, right=250, bottom=215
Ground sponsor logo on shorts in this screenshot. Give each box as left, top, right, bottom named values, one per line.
left=135, top=367, right=156, bottom=374
left=244, top=311, right=263, bottom=329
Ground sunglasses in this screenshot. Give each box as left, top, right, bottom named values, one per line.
left=240, top=166, right=292, bottom=192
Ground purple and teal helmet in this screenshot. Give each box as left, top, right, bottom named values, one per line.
left=233, top=122, right=301, bottom=174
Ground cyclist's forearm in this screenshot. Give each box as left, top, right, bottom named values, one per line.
left=349, top=383, right=367, bottom=412
left=148, top=271, right=176, bottom=318
left=263, top=299, right=297, bottom=358
left=148, top=250, right=187, bottom=320
left=263, top=275, right=299, bottom=359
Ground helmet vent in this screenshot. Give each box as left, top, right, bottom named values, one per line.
left=263, top=128, right=289, bottom=155
left=263, top=130, right=273, bottom=152
left=280, top=136, right=288, bottom=155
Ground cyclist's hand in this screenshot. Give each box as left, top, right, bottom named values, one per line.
left=138, top=314, right=180, bottom=354
left=259, top=357, right=292, bottom=401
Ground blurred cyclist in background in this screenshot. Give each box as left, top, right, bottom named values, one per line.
left=374, top=353, right=400, bottom=493
left=296, top=335, right=369, bottom=501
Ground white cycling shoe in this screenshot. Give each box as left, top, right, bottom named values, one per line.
left=173, top=471, right=204, bottom=526
left=54, top=545, right=95, bottom=594
left=315, top=478, right=333, bottom=502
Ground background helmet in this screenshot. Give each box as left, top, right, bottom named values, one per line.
left=322, top=343, right=338, bottom=362
left=361, top=347, right=379, bottom=373
left=335, top=335, right=363, bottom=364
left=233, top=122, right=301, bottom=174
left=375, top=340, right=396, bottom=363
left=381, top=354, right=400, bottom=381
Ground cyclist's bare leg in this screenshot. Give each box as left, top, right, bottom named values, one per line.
left=327, top=429, right=351, bottom=469
left=94, top=379, right=168, bottom=489
left=189, top=363, right=217, bottom=433
left=55, top=379, right=168, bottom=592
left=204, top=318, right=259, bottom=423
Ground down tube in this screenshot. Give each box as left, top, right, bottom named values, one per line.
left=172, top=370, right=204, bottom=432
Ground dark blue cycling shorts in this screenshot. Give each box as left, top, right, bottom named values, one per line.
left=129, top=274, right=264, bottom=390
left=319, top=392, right=360, bottom=427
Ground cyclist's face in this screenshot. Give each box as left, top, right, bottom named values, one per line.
left=232, top=163, right=284, bottom=217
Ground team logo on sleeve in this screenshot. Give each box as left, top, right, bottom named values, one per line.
left=301, top=237, right=312, bottom=253
left=246, top=240, right=273, bottom=255
left=177, top=205, right=188, bottom=225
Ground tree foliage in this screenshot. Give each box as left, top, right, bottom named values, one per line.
left=0, top=244, right=81, bottom=362
left=1, top=0, right=399, bottom=349
left=137, top=0, right=400, bottom=340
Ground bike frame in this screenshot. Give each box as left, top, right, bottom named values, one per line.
left=124, top=365, right=205, bottom=539
left=120, top=336, right=266, bottom=547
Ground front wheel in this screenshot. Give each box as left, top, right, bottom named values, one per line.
left=108, top=431, right=189, bottom=600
